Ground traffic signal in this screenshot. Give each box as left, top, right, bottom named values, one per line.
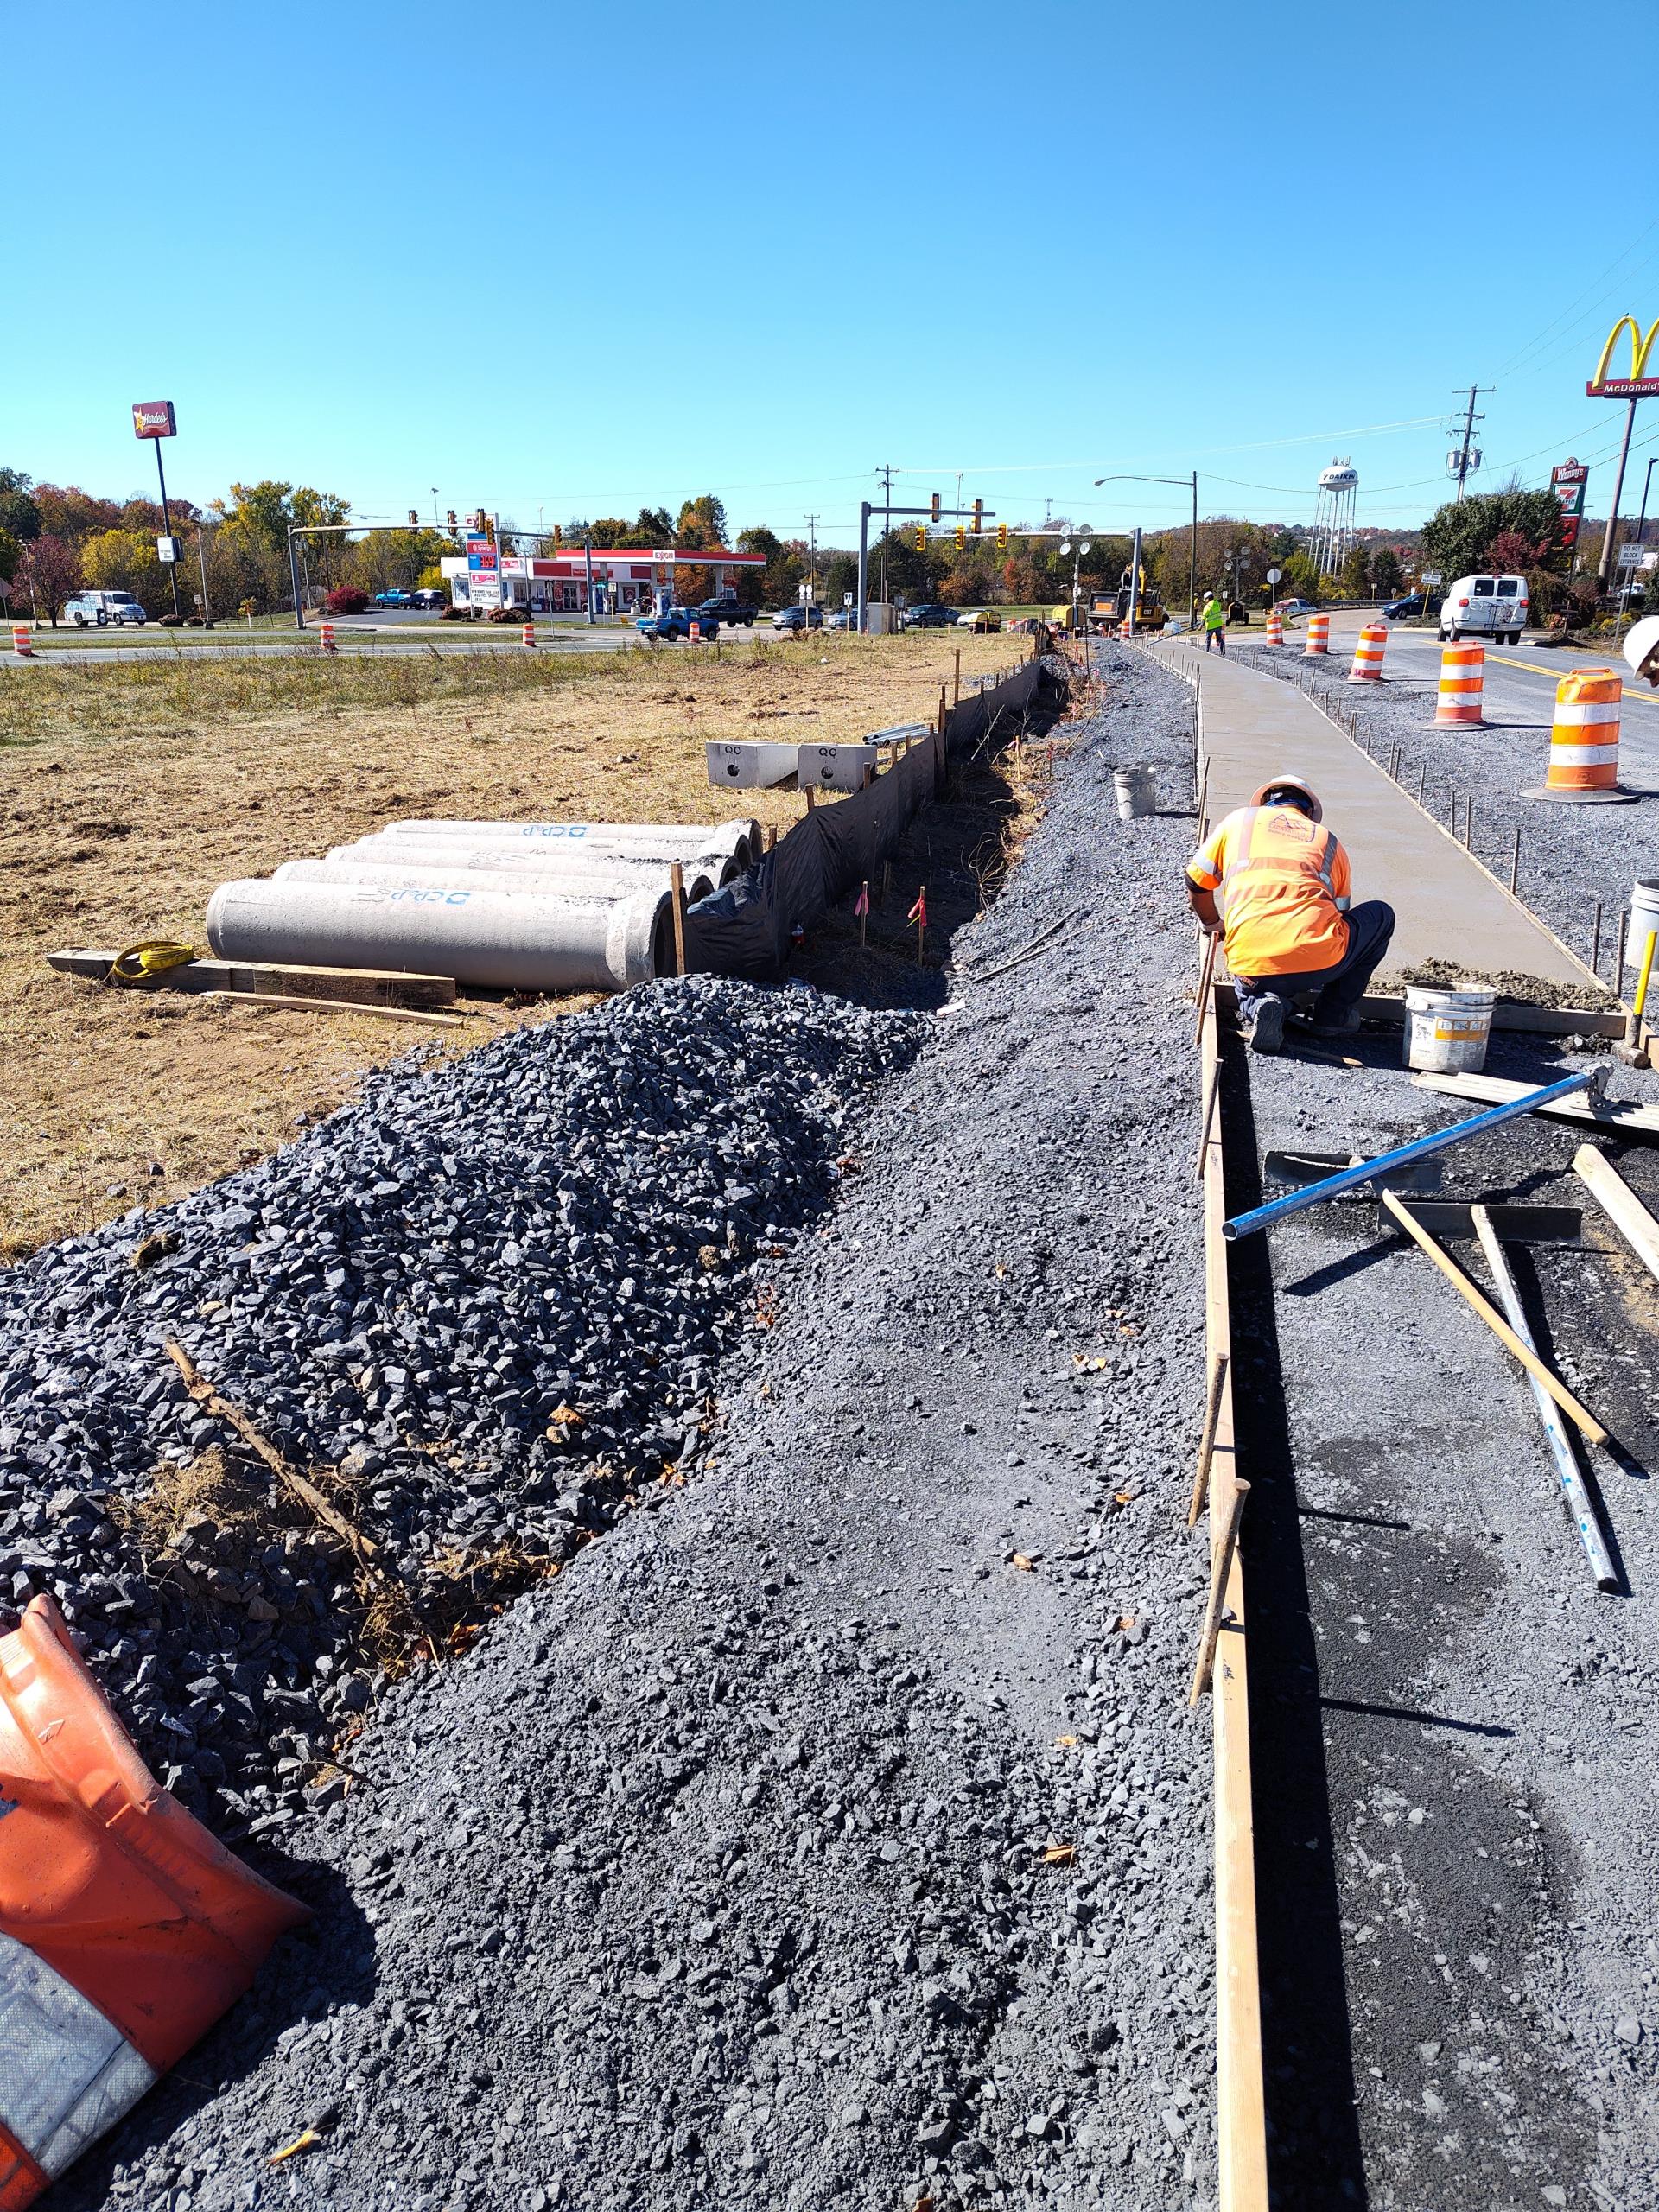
left=553, top=524, right=563, bottom=548
left=474, top=509, right=486, bottom=531
left=483, top=516, right=496, bottom=546
left=971, top=499, right=982, bottom=536
left=446, top=510, right=457, bottom=531
left=407, top=509, right=419, bottom=529
left=995, top=524, right=1009, bottom=551
left=914, top=525, right=927, bottom=552
left=954, top=525, right=966, bottom=550
left=930, top=493, right=941, bottom=524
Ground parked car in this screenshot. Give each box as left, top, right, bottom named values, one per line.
left=957, top=609, right=1001, bottom=632
left=411, top=588, right=446, bottom=610
left=372, top=588, right=416, bottom=610
left=635, top=607, right=718, bottom=641
left=826, top=609, right=852, bottom=630
left=903, top=603, right=956, bottom=629
left=62, top=594, right=109, bottom=626
left=1379, top=592, right=1441, bottom=620
left=104, top=590, right=148, bottom=625
left=1273, top=597, right=1319, bottom=618
left=772, top=605, right=823, bottom=632
left=1439, top=573, right=1529, bottom=645
left=696, top=594, right=756, bottom=628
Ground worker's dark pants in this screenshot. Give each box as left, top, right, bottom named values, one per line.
left=1205, top=628, right=1226, bottom=653
left=1233, top=899, right=1396, bottom=1027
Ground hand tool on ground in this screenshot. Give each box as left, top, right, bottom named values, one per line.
left=1470, top=1204, right=1618, bottom=1592
left=1224, top=1066, right=1605, bottom=1241
left=1573, top=1144, right=1659, bottom=1287
left=1614, top=925, right=1656, bottom=1065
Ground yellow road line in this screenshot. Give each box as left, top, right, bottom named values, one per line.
left=1482, top=652, right=1659, bottom=706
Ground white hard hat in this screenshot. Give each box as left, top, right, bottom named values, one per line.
left=1624, top=613, right=1659, bottom=686
left=1250, top=773, right=1324, bottom=822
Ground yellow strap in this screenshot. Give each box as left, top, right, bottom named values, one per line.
left=108, top=940, right=197, bottom=987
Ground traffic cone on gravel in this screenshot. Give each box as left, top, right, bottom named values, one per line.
left=1303, top=612, right=1330, bottom=656
left=1523, top=667, right=1637, bottom=804
left=1264, top=609, right=1283, bottom=647
left=0, top=1593, right=307, bottom=2209
left=1433, top=642, right=1486, bottom=726
left=1347, top=622, right=1387, bottom=683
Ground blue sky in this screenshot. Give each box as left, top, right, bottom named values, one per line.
left=9, top=3, right=1658, bottom=543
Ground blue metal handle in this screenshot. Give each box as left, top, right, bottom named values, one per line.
left=1222, top=1067, right=1600, bottom=1242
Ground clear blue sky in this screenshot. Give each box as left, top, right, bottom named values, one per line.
left=10, top=3, right=1659, bottom=544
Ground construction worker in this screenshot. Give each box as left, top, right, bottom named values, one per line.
left=1201, top=592, right=1228, bottom=655
left=1185, top=773, right=1395, bottom=1053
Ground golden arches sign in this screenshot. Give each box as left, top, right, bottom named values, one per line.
left=1588, top=315, right=1659, bottom=398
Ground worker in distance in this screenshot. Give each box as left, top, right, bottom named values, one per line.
left=1185, top=773, right=1395, bottom=1053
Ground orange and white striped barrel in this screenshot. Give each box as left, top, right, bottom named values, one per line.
left=1539, top=668, right=1623, bottom=797
left=1264, top=609, right=1283, bottom=646
left=1433, top=642, right=1485, bottom=726
left=1118, top=618, right=1133, bottom=640
left=318, top=621, right=336, bottom=653
left=522, top=621, right=537, bottom=648
left=1347, top=622, right=1387, bottom=683
left=1303, top=611, right=1330, bottom=656
left=11, top=626, right=31, bottom=658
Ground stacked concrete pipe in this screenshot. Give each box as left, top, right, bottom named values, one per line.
left=280, top=856, right=722, bottom=904
left=376, top=817, right=762, bottom=873
left=207, top=878, right=673, bottom=994
left=325, top=841, right=735, bottom=895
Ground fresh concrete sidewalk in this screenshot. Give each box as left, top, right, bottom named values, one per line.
left=1159, top=641, right=1595, bottom=986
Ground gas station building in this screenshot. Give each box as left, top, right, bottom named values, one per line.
left=439, top=546, right=766, bottom=617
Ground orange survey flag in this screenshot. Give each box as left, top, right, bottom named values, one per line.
left=908, top=889, right=927, bottom=927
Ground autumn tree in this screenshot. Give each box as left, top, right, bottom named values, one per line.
left=22, top=534, right=82, bottom=623
left=1421, top=487, right=1564, bottom=585
left=0, top=467, right=41, bottom=542
left=676, top=493, right=729, bottom=549
left=82, top=528, right=169, bottom=614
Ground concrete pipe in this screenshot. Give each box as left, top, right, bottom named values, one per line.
left=326, top=836, right=732, bottom=892
left=277, top=856, right=721, bottom=904
left=207, top=878, right=672, bottom=994
left=377, top=817, right=761, bottom=871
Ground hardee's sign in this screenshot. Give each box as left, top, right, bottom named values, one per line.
left=1587, top=317, right=1659, bottom=399
left=130, top=399, right=176, bottom=439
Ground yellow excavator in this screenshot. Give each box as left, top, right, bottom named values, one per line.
left=1088, top=578, right=1166, bottom=633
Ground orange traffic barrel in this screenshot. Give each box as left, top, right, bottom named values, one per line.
left=1348, top=622, right=1387, bottom=682
left=0, top=1594, right=307, bottom=2208
left=1264, top=609, right=1283, bottom=646
left=10, top=626, right=30, bottom=658
left=1303, top=611, right=1330, bottom=656
left=521, top=621, right=537, bottom=648
left=318, top=620, right=336, bottom=654
left=1118, top=618, right=1133, bottom=641
left=1523, top=668, right=1636, bottom=804
left=1433, top=641, right=1485, bottom=726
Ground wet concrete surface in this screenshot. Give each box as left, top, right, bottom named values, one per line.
left=1226, top=1020, right=1659, bottom=2208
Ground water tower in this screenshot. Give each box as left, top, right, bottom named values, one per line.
left=1310, top=458, right=1359, bottom=577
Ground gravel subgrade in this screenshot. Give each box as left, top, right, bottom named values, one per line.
left=0, top=985, right=919, bottom=1829
left=52, top=646, right=1223, bottom=2210
left=1228, top=639, right=1657, bottom=994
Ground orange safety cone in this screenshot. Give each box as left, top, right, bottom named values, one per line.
left=1118, top=619, right=1133, bottom=641
left=318, top=620, right=336, bottom=654
left=1522, top=668, right=1637, bottom=804
left=1264, top=609, right=1283, bottom=647
left=1303, top=611, right=1330, bottom=657
left=10, top=626, right=30, bottom=658
left=521, top=621, right=536, bottom=649
left=0, top=1594, right=307, bottom=2208
left=1347, top=621, right=1388, bottom=683
left=1433, top=641, right=1486, bottom=727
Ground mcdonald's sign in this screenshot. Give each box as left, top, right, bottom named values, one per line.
left=1588, top=316, right=1659, bottom=398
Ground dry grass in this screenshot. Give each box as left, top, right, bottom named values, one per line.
left=0, top=630, right=1018, bottom=1259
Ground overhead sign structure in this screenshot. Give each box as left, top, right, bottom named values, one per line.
left=465, top=534, right=497, bottom=574
left=1551, top=458, right=1589, bottom=550
left=1588, top=318, right=1659, bottom=398
left=131, top=400, right=176, bottom=440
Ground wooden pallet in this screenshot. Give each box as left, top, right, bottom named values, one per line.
left=47, top=949, right=457, bottom=1010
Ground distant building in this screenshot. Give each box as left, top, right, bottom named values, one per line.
left=439, top=546, right=766, bottom=617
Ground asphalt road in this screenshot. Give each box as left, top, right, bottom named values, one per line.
left=0, top=619, right=785, bottom=668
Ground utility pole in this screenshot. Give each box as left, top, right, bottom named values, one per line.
left=149, top=436, right=183, bottom=621
left=878, top=464, right=893, bottom=612
left=1450, top=385, right=1491, bottom=505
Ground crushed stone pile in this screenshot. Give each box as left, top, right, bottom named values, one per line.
left=0, top=982, right=919, bottom=1833
left=55, top=647, right=1226, bottom=2212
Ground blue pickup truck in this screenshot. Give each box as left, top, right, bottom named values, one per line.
left=634, top=607, right=717, bottom=642
left=372, top=588, right=416, bottom=610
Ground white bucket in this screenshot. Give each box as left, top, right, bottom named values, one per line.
left=1403, top=982, right=1497, bottom=1074
left=1625, top=876, right=1659, bottom=973
left=1114, top=766, right=1157, bottom=821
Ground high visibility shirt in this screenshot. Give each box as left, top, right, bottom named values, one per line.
left=1186, top=804, right=1351, bottom=975
left=1202, top=598, right=1227, bottom=632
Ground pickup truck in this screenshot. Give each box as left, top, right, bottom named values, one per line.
left=635, top=607, right=718, bottom=641
left=696, top=594, right=755, bottom=628
left=372, top=588, right=416, bottom=610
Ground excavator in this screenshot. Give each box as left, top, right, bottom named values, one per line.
left=1088, top=571, right=1166, bottom=633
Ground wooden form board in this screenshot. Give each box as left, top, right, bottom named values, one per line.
left=47, top=949, right=457, bottom=1009
left=1412, top=1069, right=1659, bottom=1139
left=1212, top=982, right=1626, bottom=1039
left=1199, top=994, right=1269, bottom=2212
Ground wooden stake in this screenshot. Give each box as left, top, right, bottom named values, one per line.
left=200, top=991, right=465, bottom=1029
left=1379, top=1188, right=1608, bottom=1445
left=1574, top=1144, right=1659, bottom=1286
left=1510, top=825, right=1521, bottom=897
left=859, top=880, right=868, bottom=950
left=1193, top=1058, right=1221, bottom=1183
left=1186, top=1352, right=1230, bottom=1528
left=1465, top=797, right=1475, bottom=852
left=765, top=823, right=778, bottom=854
left=953, top=647, right=961, bottom=706
left=669, top=861, right=687, bottom=977
left=1592, top=900, right=1603, bottom=977
left=881, top=860, right=892, bottom=906
left=1188, top=1479, right=1250, bottom=1705
left=1417, top=762, right=1427, bottom=805
left=1193, top=931, right=1219, bottom=1049
left=804, top=785, right=817, bottom=812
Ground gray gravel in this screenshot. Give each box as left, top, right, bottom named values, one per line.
left=1228, top=639, right=1656, bottom=991
left=48, top=646, right=1227, bottom=2210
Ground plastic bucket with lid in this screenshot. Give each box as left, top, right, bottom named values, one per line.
left=1402, top=982, right=1496, bottom=1074
left=1114, top=766, right=1157, bottom=821
left=1625, top=877, right=1659, bottom=973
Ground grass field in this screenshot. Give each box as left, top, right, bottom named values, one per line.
left=0, top=630, right=1021, bottom=1259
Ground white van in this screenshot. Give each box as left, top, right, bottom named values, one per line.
left=1440, top=573, right=1528, bottom=645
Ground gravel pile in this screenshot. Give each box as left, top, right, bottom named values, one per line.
left=0, top=984, right=918, bottom=1831
left=54, top=646, right=1226, bottom=2212
left=1229, top=639, right=1656, bottom=988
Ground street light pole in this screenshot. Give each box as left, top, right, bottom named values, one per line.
left=151, top=438, right=183, bottom=621
left=1599, top=397, right=1641, bottom=594
left=1095, top=470, right=1201, bottom=627
left=1615, top=455, right=1657, bottom=642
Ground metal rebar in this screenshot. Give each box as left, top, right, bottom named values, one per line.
left=1592, top=901, right=1604, bottom=976
left=1471, top=1208, right=1618, bottom=1592
left=1618, top=909, right=1630, bottom=982
left=1466, top=797, right=1475, bottom=853
left=1418, top=762, right=1427, bottom=805
left=1510, top=825, right=1521, bottom=897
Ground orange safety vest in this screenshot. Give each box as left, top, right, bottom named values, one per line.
left=1187, top=804, right=1351, bottom=976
